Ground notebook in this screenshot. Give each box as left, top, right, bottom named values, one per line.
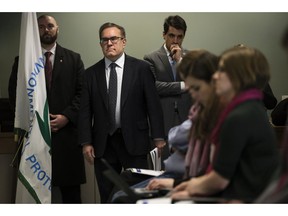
left=101, top=158, right=163, bottom=203
left=149, top=147, right=162, bottom=171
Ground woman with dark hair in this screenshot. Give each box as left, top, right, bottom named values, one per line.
left=146, top=49, right=222, bottom=190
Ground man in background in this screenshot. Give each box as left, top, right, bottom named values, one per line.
left=270, top=26, right=288, bottom=126
left=8, top=14, right=86, bottom=203
left=144, top=15, right=193, bottom=164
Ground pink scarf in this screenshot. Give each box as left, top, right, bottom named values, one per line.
left=184, top=103, right=211, bottom=178
left=185, top=138, right=211, bottom=178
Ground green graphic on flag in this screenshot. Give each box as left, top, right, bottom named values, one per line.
left=14, top=12, right=52, bottom=204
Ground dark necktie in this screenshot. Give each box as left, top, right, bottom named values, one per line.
left=44, top=51, right=52, bottom=91
left=108, top=63, right=117, bottom=134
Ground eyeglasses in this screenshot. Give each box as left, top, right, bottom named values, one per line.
left=100, top=36, right=123, bottom=44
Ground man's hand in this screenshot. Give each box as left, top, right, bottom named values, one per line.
left=170, top=44, right=182, bottom=63
left=82, top=144, right=95, bottom=165
left=154, top=140, right=166, bottom=158
left=50, top=114, right=69, bottom=132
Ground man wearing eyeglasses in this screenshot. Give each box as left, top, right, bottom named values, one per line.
left=78, top=22, right=166, bottom=203
left=8, top=14, right=86, bottom=203
left=143, top=15, right=193, bottom=165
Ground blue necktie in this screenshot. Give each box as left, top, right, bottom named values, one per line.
left=108, top=63, right=117, bottom=134
left=171, top=60, right=177, bottom=81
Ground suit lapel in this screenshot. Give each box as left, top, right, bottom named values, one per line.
left=96, top=60, right=109, bottom=110
left=52, top=44, right=64, bottom=86
left=121, top=55, right=133, bottom=108
left=158, top=46, right=175, bottom=81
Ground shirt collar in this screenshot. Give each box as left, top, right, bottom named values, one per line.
left=42, top=43, right=57, bottom=55
left=105, top=52, right=125, bottom=69
left=163, top=44, right=170, bottom=57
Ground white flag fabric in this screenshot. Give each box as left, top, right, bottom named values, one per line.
left=15, top=12, right=51, bottom=204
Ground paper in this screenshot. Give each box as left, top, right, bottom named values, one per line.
left=128, top=168, right=164, bottom=177
left=136, top=197, right=172, bottom=204
left=150, top=147, right=161, bottom=171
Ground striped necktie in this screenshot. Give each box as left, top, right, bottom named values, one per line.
left=171, top=60, right=177, bottom=81
left=44, top=51, right=52, bottom=91
left=108, top=63, right=117, bottom=134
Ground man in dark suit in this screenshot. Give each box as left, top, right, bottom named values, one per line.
left=78, top=22, right=166, bottom=203
left=8, top=15, right=86, bottom=203
left=269, top=27, right=288, bottom=126
left=143, top=15, right=193, bottom=163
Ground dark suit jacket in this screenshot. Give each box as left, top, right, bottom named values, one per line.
left=271, top=98, right=288, bottom=126
left=263, top=83, right=277, bottom=110
left=78, top=54, right=165, bottom=157
left=144, top=46, right=193, bottom=136
left=8, top=44, right=86, bottom=186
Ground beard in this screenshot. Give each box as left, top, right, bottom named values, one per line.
left=40, top=32, right=58, bottom=45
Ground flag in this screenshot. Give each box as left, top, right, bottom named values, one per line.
left=14, top=12, right=51, bottom=204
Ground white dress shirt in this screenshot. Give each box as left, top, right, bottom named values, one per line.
left=105, top=53, right=125, bottom=129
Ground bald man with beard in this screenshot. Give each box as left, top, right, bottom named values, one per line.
left=8, top=14, right=86, bottom=203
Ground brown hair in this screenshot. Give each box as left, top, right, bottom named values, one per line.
left=99, top=22, right=126, bottom=39
left=220, top=46, right=270, bottom=93
left=178, top=50, right=222, bottom=141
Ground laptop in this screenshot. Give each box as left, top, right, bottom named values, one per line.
left=100, top=158, right=164, bottom=203
left=102, top=159, right=229, bottom=204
